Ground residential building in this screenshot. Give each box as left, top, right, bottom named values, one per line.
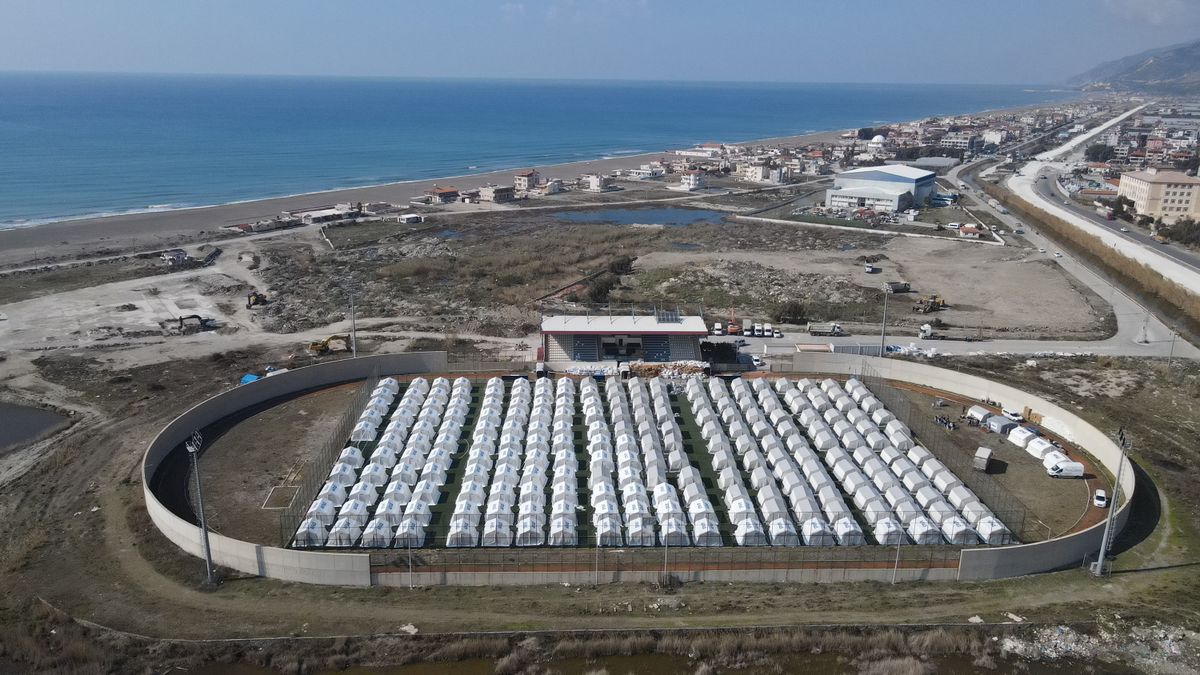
left=939, top=132, right=980, bottom=152
left=424, top=186, right=460, bottom=204
left=539, top=179, right=563, bottom=195
left=1117, top=167, right=1200, bottom=223
left=479, top=184, right=515, bottom=202
left=679, top=170, right=705, bottom=191
left=740, top=163, right=771, bottom=182
left=824, top=165, right=936, bottom=212
left=514, top=169, right=540, bottom=192
left=581, top=173, right=610, bottom=192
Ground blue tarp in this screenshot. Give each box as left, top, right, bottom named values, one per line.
left=239, top=373, right=260, bottom=385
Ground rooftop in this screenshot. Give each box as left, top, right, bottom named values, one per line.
left=1123, top=168, right=1200, bottom=185
left=838, top=165, right=935, bottom=181
left=541, top=314, right=708, bottom=335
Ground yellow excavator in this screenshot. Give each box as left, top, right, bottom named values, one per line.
left=306, top=334, right=351, bottom=355
left=246, top=291, right=268, bottom=308
left=912, top=295, right=947, bottom=314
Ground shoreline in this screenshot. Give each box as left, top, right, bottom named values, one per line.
left=0, top=97, right=1079, bottom=268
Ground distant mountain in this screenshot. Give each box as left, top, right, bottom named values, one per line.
left=1069, top=39, right=1200, bottom=94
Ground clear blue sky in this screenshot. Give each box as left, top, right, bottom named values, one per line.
left=2, top=0, right=1199, bottom=84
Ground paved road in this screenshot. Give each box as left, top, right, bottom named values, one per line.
left=1031, top=167, right=1200, bottom=271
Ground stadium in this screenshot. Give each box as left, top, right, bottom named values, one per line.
left=144, top=345, right=1134, bottom=587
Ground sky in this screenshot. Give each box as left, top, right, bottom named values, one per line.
left=2, top=0, right=1199, bottom=84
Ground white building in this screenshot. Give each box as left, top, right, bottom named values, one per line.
left=824, top=165, right=937, bottom=212
left=678, top=170, right=705, bottom=191
left=514, top=169, right=540, bottom=192
left=581, top=173, right=610, bottom=192
left=741, top=163, right=771, bottom=183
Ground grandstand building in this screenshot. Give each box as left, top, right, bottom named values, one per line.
left=541, top=312, right=707, bottom=364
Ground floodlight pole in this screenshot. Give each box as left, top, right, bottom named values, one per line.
left=350, top=293, right=358, bottom=358
left=407, top=538, right=413, bottom=589
left=187, top=431, right=216, bottom=586
left=1167, top=331, right=1177, bottom=379
left=891, top=527, right=902, bottom=585
left=1093, top=434, right=1128, bottom=577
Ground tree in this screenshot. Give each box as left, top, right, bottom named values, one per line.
left=1111, top=195, right=1135, bottom=221
left=1084, top=144, right=1116, bottom=162
left=857, top=127, right=876, bottom=140
left=769, top=300, right=806, bottom=323
left=585, top=273, right=618, bottom=303
left=1174, top=155, right=1200, bottom=175
left=606, top=255, right=634, bottom=275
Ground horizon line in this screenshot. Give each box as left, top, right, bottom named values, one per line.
left=0, top=68, right=1075, bottom=89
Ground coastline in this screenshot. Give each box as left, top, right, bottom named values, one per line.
left=0, top=96, right=1077, bottom=268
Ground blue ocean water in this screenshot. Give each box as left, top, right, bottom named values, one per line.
left=0, top=73, right=1078, bottom=227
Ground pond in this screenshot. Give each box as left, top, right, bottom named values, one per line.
left=0, top=402, right=68, bottom=453
left=552, top=207, right=727, bottom=227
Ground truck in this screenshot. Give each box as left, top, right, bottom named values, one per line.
left=885, top=281, right=910, bottom=293
left=752, top=323, right=764, bottom=337
left=807, top=322, right=844, bottom=337
left=763, top=323, right=774, bottom=337
left=742, top=324, right=753, bottom=337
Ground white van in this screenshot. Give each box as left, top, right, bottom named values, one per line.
left=1047, top=461, right=1084, bottom=478
left=711, top=322, right=725, bottom=336
left=764, top=323, right=774, bottom=337
left=753, top=323, right=764, bottom=337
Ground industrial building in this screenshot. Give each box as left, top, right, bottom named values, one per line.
left=540, top=312, right=706, bottom=363
left=825, top=165, right=936, bottom=212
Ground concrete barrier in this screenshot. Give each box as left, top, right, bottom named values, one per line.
left=143, top=352, right=1133, bottom=585
left=143, top=352, right=448, bottom=586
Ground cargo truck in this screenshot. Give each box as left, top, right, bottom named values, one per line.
left=807, top=322, right=844, bottom=337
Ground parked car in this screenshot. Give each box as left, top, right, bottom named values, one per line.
left=1002, top=409, right=1025, bottom=422
left=751, top=356, right=764, bottom=368
left=1119, top=227, right=1129, bottom=232
left=1093, top=489, right=1109, bottom=508
left=735, top=338, right=749, bottom=347
left=773, top=329, right=783, bottom=338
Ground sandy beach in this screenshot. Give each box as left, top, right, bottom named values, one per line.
left=0, top=128, right=856, bottom=267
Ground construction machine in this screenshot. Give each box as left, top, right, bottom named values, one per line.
left=912, top=295, right=947, bottom=314
left=246, top=291, right=268, bottom=309
left=307, top=334, right=351, bottom=355
left=726, top=312, right=741, bottom=337
left=175, top=315, right=217, bottom=333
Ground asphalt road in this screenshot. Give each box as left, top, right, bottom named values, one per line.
left=1032, top=168, right=1200, bottom=271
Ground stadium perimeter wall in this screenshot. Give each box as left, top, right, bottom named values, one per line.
left=143, top=353, right=1134, bottom=586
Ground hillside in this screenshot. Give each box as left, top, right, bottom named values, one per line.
left=1069, top=39, right=1200, bottom=93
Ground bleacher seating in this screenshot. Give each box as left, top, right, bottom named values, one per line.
left=668, top=335, right=700, bottom=361
left=572, top=335, right=599, bottom=361
left=641, top=335, right=670, bottom=362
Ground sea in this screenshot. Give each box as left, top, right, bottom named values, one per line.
left=0, top=73, right=1079, bottom=228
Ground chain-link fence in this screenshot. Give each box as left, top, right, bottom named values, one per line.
left=857, top=361, right=1034, bottom=541
left=279, top=371, right=378, bottom=545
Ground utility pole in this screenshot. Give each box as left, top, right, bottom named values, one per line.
left=1166, top=331, right=1177, bottom=380
left=186, top=431, right=216, bottom=586
left=879, top=287, right=890, bottom=358
left=349, top=292, right=358, bottom=358
left=1092, top=428, right=1129, bottom=577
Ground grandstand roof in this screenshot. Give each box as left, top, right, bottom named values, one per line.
left=541, top=314, right=708, bottom=335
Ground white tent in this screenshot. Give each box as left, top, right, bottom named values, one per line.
left=327, top=462, right=359, bottom=487
left=914, top=485, right=946, bottom=510
left=892, top=500, right=924, bottom=527
left=965, top=405, right=992, bottom=423
left=337, top=498, right=371, bottom=526
left=832, top=517, right=865, bottom=546
left=306, top=498, right=339, bottom=526
left=960, top=501, right=994, bottom=529
left=692, top=517, right=723, bottom=547
left=1026, top=437, right=1056, bottom=460
left=350, top=420, right=380, bottom=443
left=317, top=482, right=348, bottom=507
left=976, top=516, right=1012, bottom=545
left=1007, top=426, right=1038, bottom=449
left=906, top=516, right=942, bottom=545
left=360, top=519, right=394, bottom=547
left=947, top=485, right=979, bottom=511
left=926, top=501, right=957, bottom=526
left=941, top=516, right=978, bottom=545
left=293, top=518, right=328, bottom=547
left=734, top=519, right=768, bottom=546
left=368, top=446, right=399, bottom=469
left=931, top=470, right=963, bottom=494
left=327, top=518, right=362, bottom=547
left=625, top=516, right=657, bottom=547
left=548, top=516, right=577, bottom=546
left=359, top=463, right=391, bottom=487
left=348, top=481, right=380, bottom=506
left=393, top=519, right=426, bottom=548
left=374, top=497, right=408, bottom=526
left=515, top=515, right=545, bottom=546
left=595, top=516, right=624, bottom=546
left=767, top=517, right=800, bottom=546
left=800, top=518, right=836, bottom=546
left=872, top=518, right=905, bottom=545
left=404, top=499, right=433, bottom=527
left=337, top=446, right=366, bottom=469
left=481, top=517, right=513, bottom=547
left=870, top=408, right=896, bottom=426
left=660, top=516, right=690, bottom=546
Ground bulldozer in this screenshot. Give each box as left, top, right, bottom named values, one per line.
left=306, top=334, right=351, bottom=356
left=912, top=295, right=947, bottom=314
left=246, top=291, right=268, bottom=309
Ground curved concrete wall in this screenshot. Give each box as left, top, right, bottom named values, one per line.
left=783, top=354, right=1135, bottom=580
left=142, top=352, right=448, bottom=586
left=143, top=352, right=1133, bottom=585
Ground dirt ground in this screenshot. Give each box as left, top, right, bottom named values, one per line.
left=201, top=383, right=359, bottom=544
left=637, top=235, right=1115, bottom=339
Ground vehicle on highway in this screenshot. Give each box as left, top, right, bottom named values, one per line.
left=751, top=356, right=764, bottom=368
left=735, top=338, right=749, bottom=347
left=1054, top=252, right=1063, bottom=258
left=1120, top=227, right=1129, bottom=232
left=1038, top=248, right=1046, bottom=253
left=1062, top=200, right=1069, bottom=205
left=1093, top=489, right=1109, bottom=508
